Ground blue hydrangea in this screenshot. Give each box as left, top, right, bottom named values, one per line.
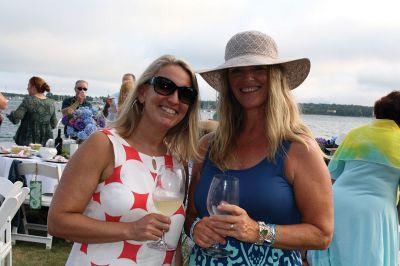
left=83, top=117, right=94, bottom=125
left=66, top=126, right=77, bottom=137
left=84, top=123, right=97, bottom=135
left=75, top=120, right=86, bottom=131
left=77, top=131, right=89, bottom=140
left=63, top=106, right=105, bottom=142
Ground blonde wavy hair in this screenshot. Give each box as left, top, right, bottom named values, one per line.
left=111, top=55, right=200, bottom=162
left=210, top=65, right=315, bottom=170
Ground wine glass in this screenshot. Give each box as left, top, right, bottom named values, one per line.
left=203, top=174, right=239, bottom=258
left=148, top=164, right=186, bottom=250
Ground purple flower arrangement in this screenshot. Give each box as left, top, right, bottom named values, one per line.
left=315, top=136, right=338, bottom=154
left=62, top=107, right=105, bottom=142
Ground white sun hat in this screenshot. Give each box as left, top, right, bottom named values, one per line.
left=199, top=30, right=311, bottom=91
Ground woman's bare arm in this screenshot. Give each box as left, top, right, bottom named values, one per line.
left=48, top=132, right=170, bottom=243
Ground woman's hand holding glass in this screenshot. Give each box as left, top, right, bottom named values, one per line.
left=129, top=213, right=171, bottom=242
left=202, top=174, right=239, bottom=258
left=191, top=216, right=227, bottom=248
left=148, top=165, right=186, bottom=250
left=209, top=203, right=260, bottom=244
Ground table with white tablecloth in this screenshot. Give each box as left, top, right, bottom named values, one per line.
left=0, top=155, right=66, bottom=194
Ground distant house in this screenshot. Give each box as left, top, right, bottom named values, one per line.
left=327, top=109, right=336, bottom=114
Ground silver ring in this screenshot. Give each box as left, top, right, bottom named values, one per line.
left=230, top=223, right=234, bottom=229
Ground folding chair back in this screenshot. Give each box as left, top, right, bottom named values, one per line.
left=0, top=178, right=29, bottom=266
left=12, top=162, right=62, bottom=249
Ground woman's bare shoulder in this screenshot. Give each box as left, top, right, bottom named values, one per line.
left=75, top=131, right=113, bottom=158
left=289, top=135, right=320, bottom=156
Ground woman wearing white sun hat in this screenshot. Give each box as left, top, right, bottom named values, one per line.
left=184, top=30, right=333, bottom=265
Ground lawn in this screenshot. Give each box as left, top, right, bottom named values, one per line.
left=10, top=207, right=72, bottom=265
left=12, top=237, right=72, bottom=266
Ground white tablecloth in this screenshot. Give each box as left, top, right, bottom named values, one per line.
left=0, top=155, right=66, bottom=194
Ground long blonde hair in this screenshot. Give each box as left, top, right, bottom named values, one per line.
left=118, top=81, right=134, bottom=109
left=210, top=65, right=315, bottom=170
left=112, top=55, right=200, bottom=162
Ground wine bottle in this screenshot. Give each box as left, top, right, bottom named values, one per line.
left=55, top=128, right=63, bottom=155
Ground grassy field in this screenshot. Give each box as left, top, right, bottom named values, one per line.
left=13, top=237, right=72, bottom=266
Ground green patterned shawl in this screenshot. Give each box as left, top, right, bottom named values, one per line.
left=329, top=119, right=400, bottom=174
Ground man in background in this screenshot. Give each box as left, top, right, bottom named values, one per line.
left=0, top=92, right=8, bottom=126
left=62, top=80, right=92, bottom=136
left=121, top=73, right=135, bottom=84
left=103, top=73, right=135, bottom=120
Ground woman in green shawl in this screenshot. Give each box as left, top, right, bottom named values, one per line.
left=309, top=91, right=400, bottom=266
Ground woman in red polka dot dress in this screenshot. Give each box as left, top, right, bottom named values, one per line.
left=48, top=55, right=201, bottom=266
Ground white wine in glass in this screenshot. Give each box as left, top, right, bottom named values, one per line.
left=203, top=174, right=239, bottom=258
left=153, top=193, right=183, bottom=216
left=148, top=165, right=186, bottom=250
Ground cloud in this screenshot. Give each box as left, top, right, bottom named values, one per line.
left=0, top=0, right=399, bottom=104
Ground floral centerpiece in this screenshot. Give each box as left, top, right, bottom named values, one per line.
left=61, top=107, right=105, bottom=143
left=315, top=136, right=338, bottom=155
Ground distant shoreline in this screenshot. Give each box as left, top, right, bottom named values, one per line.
left=3, top=93, right=374, bottom=118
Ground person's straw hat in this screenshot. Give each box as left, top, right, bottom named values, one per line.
left=199, top=30, right=310, bottom=91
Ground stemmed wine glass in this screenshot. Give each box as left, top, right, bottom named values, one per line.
left=148, top=164, right=186, bottom=250
left=203, top=174, right=239, bottom=258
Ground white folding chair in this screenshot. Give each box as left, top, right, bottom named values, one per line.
left=0, top=179, right=23, bottom=204
left=0, top=178, right=29, bottom=266
left=11, top=163, right=62, bottom=249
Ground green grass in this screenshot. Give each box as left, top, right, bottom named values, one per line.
left=11, top=208, right=71, bottom=265
left=13, top=237, right=72, bottom=266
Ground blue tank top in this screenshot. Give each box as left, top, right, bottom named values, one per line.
left=189, top=141, right=302, bottom=266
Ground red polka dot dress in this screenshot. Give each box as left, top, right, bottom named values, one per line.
left=66, top=129, right=185, bottom=266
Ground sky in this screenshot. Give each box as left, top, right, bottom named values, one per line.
left=1, top=0, right=399, bottom=106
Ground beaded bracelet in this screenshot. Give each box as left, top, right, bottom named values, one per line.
left=256, top=221, right=277, bottom=246
left=267, top=223, right=277, bottom=245
left=189, top=217, right=201, bottom=240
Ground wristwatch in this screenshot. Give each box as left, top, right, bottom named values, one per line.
left=255, top=221, right=276, bottom=246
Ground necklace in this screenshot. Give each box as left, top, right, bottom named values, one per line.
left=151, top=156, right=157, bottom=171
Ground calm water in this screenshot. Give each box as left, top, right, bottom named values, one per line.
left=302, top=114, right=372, bottom=139
left=0, top=100, right=372, bottom=144
left=201, top=110, right=372, bottom=139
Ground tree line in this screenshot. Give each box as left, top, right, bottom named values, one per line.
left=201, top=101, right=373, bottom=117
left=2, top=93, right=373, bottom=117
left=300, top=103, right=373, bottom=117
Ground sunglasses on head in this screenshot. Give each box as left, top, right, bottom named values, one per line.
left=147, top=76, right=197, bottom=105
left=76, top=87, right=88, bottom=92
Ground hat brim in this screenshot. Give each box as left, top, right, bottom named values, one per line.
left=198, top=54, right=310, bottom=91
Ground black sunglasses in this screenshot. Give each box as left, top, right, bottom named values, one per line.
left=76, top=87, right=88, bottom=91
left=147, top=76, right=197, bottom=105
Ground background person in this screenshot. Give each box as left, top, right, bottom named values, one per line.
left=7, top=76, right=57, bottom=146
left=0, top=92, right=8, bottom=127
left=61, top=80, right=92, bottom=136
left=103, top=73, right=136, bottom=121
left=122, top=72, right=135, bottom=83
left=48, top=55, right=200, bottom=265
left=185, top=31, right=333, bottom=265
left=61, top=80, right=92, bottom=115
left=102, top=80, right=135, bottom=120
left=0, top=92, right=7, bottom=110
left=308, top=91, right=400, bottom=266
